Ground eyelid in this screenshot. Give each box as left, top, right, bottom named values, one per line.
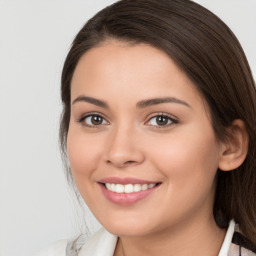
left=145, top=112, right=178, bottom=128
left=77, top=112, right=110, bottom=127
left=76, top=111, right=178, bottom=128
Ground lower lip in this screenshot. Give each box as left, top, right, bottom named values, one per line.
left=99, top=184, right=159, bottom=205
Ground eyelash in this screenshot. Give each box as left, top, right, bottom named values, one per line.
left=146, top=113, right=178, bottom=128
left=77, top=112, right=109, bottom=128
left=77, top=112, right=178, bottom=129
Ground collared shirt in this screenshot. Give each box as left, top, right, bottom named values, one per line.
left=34, top=220, right=256, bottom=256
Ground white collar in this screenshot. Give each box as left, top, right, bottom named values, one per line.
left=79, top=228, right=117, bottom=256
left=218, top=219, right=235, bottom=256
left=79, top=220, right=235, bottom=256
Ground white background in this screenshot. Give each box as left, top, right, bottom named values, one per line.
left=0, top=1, right=255, bottom=256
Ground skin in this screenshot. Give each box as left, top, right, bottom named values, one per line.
left=67, top=40, right=229, bottom=256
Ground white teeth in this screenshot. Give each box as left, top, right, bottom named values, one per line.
left=105, top=183, right=157, bottom=193
left=110, top=184, right=116, bottom=192
left=141, top=184, right=148, bottom=190
left=148, top=184, right=155, bottom=189
left=115, top=184, right=124, bottom=193
left=106, top=183, right=111, bottom=190
left=134, top=184, right=142, bottom=192
left=124, top=184, right=134, bottom=193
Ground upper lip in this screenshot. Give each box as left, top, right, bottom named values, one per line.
left=98, top=177, right=161, bottom=185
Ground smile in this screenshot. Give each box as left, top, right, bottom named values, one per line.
left=98, top=178, right=161, bottom=205
left=105, top=183, right=157, bottom=193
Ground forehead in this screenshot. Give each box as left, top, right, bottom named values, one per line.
left=72, top=40, right=177, bottom=84
left=70, top=40, right=206, bottom=110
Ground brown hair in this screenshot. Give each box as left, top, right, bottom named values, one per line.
left=60, top=0, right=256, bottom=244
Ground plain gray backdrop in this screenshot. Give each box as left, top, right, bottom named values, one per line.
left=0, top=1, right=255, bottom=256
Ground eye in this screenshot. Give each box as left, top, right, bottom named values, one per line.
left=146, top=114, right=178, bottom=128
left=78, top=114, right=108, bottom=127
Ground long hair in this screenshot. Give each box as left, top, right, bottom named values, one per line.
left=60, top=0, right=256, bottom=244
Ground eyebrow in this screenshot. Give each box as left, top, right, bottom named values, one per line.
left=72, top=96, right=191, bottom=109
left=72, top=96, right=109, bottom=109
left=136, top=97, right=191, bottom=108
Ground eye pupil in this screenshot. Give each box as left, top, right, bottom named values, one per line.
left=156, top=116, right=168, bottom=125
left=91, top=115, right=103, bottom=125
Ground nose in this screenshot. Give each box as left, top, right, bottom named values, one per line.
left=104, top=126, right=145, bottom=168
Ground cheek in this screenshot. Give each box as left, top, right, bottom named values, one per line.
left=66, top=128, right=103, bottom=185
left=142, top=127, right=220, bottom=225
left=147, top=125, right=220, bottom=189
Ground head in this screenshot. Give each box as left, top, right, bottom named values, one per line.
left=60, top=0, right=256, bottom=243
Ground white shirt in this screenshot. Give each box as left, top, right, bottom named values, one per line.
left=34, top=220, right=235, bottom=256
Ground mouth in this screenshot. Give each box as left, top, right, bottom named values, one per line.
left=102, top=182, right=159, bottom=193
left=97, top=178, right=162, bottom=205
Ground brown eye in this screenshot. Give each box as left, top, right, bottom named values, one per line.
left=91, top=115, right=103, bottom=125
left=81, top=114, right=108, bottom=127
left=147, top=114, right=178, bottom=128
left=156, top=116, right=169, bottom=126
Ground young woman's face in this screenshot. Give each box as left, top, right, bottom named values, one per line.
left=67, top=41, right=223, bottom=237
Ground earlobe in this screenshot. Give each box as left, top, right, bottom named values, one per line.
left=218, top=119, right=249, bottom=171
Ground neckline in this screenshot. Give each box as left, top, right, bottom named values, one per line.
left=218, top=219, right=235, bottom=256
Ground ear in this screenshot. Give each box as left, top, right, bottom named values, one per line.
left=218, top=119, right=249, bottom=171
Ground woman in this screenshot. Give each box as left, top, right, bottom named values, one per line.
left=37, top=0, right=256, bottom=255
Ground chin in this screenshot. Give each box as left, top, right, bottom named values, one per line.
left=99, top=216, right=157, bottom=237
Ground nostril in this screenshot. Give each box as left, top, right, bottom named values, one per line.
left=106, top=159, right=137, bottom=167
left=124, top=160, right=136, bottom=165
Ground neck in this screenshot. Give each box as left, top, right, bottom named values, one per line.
left=114, top=216, right=226, bottom=256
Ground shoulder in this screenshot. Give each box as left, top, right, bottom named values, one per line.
left=78, top=228, right=118, bottom=256
left=33, top=228, right=117, bottom=256
left=228, top=224, right=256, bottom=256
left=67, top=228, right=118, bottom=256
left=33, top=239, right=68, bottom=256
